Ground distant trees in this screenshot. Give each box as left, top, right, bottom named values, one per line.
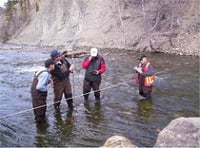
left=1, top=0, right=30, bottom=42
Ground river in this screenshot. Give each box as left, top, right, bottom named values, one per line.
left=0, top=46, right=199, bottom=147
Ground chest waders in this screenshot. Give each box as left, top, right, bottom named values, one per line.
left=31, top=70, right=47, bottom=122
left=83, top=56, right=103, bottom=101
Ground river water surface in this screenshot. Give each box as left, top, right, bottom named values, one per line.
left=0, top=46, right=199, bottom=147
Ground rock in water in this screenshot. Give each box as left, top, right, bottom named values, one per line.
left=155, top=117, right=200, bottom=147
left=101, top=135, right=137, bottom=148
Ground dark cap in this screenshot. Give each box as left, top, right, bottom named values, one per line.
left=138, top=55, right=147, bottom=61
left=50, top=50, right=61, bottom=58
left=45, top=59, right=55, bottom=68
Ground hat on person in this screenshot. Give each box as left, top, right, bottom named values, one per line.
left=45, top=59, right=55, bottom=68
left=138, top=55, right=147, bottom=61
left=50, top=50, right=61, bottom=58
left=90, top=48, right=98, bottom=57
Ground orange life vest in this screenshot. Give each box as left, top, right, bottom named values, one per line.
left=135, top=62, right=155, bottom=86
left=143, top=62, right=155, bottom=86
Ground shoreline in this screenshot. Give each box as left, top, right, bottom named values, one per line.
left=0, top=42, right=199, bottom=57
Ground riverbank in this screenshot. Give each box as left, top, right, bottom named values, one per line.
left=0, top=43, right=199, bottom=57
left=0, top=1, right=199, bottom=57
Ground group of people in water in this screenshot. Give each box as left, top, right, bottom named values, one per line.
left=31, top=47, right=154, bottom=123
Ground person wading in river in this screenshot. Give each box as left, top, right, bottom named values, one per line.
left=134, top=55, right=155, bottom=99
left=50, top=49, right=75, bottom=111
left=31, top=59, right=55, bottom=123
left=82, top=47, right=106, bottom=102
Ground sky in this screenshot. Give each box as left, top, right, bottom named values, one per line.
left=0, top=0, right=8, bottom=8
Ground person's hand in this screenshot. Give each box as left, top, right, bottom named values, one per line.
left=95, top=70, right=99, bottom=75
left=137, top=67, right=143, bottom=74
left=88, top=56, right=92, bottom=61
left=93, top=70, right=99, bottom=75
left=69, top=64, right=75, bottom=73
left=47, top=82, right=52, bottom=88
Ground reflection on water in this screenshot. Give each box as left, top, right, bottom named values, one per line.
left=35, top=122, right=50, bottom=147
left=34, top=109, right=75, bottom=147
left=137, top=98, right=153, bottom=118
left=84, top=101, right=102, bottom=124
left=0, top=48, right=199, bottom=147
left=53, top=110, right=74, bottom=146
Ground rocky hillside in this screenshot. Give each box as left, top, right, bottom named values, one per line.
left=0, top=0, right=199, bottom=56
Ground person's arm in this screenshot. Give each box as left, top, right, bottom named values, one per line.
left=62, top=57, right=71, bottom=68
left=98, top=60, right=106, bottom=74
left=82, top=56, right=91, bottom=69
left=62, top=58, right=75, bottom=73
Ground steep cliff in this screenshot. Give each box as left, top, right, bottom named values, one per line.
left=0, top=0, right=199, bottom=56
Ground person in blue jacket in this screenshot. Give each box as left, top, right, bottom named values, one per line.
left=31, top=59, right=55, bottom=123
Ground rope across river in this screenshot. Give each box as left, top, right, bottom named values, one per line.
left=0, top=80, right=132, bottom=119
left=0, top=66, right=169, bottom=120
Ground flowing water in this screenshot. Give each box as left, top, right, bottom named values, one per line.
left=0, top=46, right=199, bottom=147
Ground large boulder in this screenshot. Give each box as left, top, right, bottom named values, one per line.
left=155, top=117, right=200, bottom=147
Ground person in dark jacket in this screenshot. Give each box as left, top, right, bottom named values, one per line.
left=50, top=49, right=75, bottom=111
left=31, top=59, right=55, bottom=123
left=134, top=55, right=155, bottom=99
left=82, top=47, right=106, bottom=102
